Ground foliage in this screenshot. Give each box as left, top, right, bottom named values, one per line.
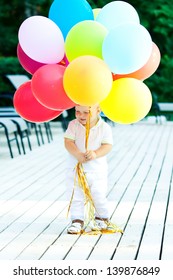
left=0, top=1, right=25, bottom=56
left=0, top=57, right=28, bottom=94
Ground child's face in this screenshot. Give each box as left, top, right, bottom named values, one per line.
left=75, top=105, right=100, bottom=126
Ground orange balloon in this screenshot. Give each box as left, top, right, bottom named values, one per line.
left=113, top=42, right=161, bottom=81
left=63, top=55, right=113, bottom=106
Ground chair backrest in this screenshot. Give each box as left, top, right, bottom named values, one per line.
left=0, top=107, right=15, bottom=112
left=6, top=74, right=30, bottom=89
left=11, top=118, right=28, bottom=130
left=0, top=118, right=18, bottom=133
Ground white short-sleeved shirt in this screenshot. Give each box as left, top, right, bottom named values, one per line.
left=64, top=117, right=113, bottom=173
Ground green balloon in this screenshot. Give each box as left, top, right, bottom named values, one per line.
left=65, top=20, right=108, bottom=62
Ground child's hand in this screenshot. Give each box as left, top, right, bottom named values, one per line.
left=76, top=152, right=87, bottom=163
left=85, top=150, right=97, bottom=161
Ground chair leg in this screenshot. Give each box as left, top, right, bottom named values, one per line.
left=38, top=124, right=44, bottom=144
left=11, top=119, right=26, bottom=154
left=20, top=130, right=32, bottom=153
left=1, top=121, right=22, bottom=158
left=47, top=123, right=53, bottom=140
left=26, top=130, right=32, bottom=150
left=4, top=130, right=14, bottom=158
left=14, top=132, right=21, bottom=155
left=44, top=123, right=53, bottom=143
left=33, top=124, right=41, bottom=146
left=20, top=132, right=26, bottom=154
left=61, top=117, right=68, bottom=131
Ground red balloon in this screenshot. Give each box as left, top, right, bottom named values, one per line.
left=13, top=81, right=63, bottom=123
left=113, top=42, right=161, bottom=81
left=17, top=43, right=46, bottom=75
left=31, top=64, right=75, bottom=110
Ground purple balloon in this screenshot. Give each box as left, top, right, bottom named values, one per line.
left=17, top=43, right=46, bottom=74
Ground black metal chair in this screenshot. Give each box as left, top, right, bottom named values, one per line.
left=0, top=109, right=32, bottom=154
left=11, top=118, right=32, bottom=154
left=0, top=118, right=21, bottom=158
left=0, top=105, right=53, bottom=153
left=43, top=122, right=53, bottom=143
left=27, top=122, right=53, bottom=146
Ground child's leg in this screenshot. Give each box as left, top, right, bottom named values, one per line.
left=66, top=171, right=85, bottom=222
left=70, top=199, right=85, bottom=222
left=87, top=172, right=109, bottom=219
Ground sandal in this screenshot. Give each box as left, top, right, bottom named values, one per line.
left=90, top=218, right=123, bottom=234
left=90, top=219, right=108, bottom=231
left=67, top=222, right=83, bottom=234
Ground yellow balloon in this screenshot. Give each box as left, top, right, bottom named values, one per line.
left=93, top=8, right=101, bottom=19
left=63, top=55, right=113, bottom=106
left=100, top=78, right=152, bottom=124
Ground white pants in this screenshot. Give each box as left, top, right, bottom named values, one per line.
left=66, top=170, right=109, bottom=221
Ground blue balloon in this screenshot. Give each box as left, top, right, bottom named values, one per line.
left=102, top=23, right=152, bottom=74
left=49, top=0, right=94, bottom=39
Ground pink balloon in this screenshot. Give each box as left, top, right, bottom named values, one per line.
left=31, top=64, right=75, bottom=110
left=64, top=55, right=69, bottom=66
left=17, top=43, right=46, bottom=74
left=13, top=81, right=63, bottom=123
left=18, top=16, right=65, bottom=64
left=17, top=43, right=68, bottom=74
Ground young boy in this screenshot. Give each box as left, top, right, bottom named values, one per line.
left=64, top=104, right=113, bottom=234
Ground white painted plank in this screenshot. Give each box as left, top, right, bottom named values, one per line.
left=0, top=202, right=68, bottom=260
left=64, top=235, right=99, bottom=260
left=161, top=225, right=173, bottom=260
left=16, top=211, right=69, bottom=260
left=109, top=125, right=171, bottom=259
left=40, top=234, right=80, bottom=260
left=136, top=125, right=173, bottom=260
left=0, top=123, right=173, bottom=261
left=0, top=189, right=67, bottom=252
left=88, top=233, right=121, bottom=260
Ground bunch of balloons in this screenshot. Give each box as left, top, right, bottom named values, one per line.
left=14, top=0, right=161, bottom=124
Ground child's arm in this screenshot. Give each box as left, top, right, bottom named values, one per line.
left=85, top=143, right=112, bottom=161
left=64, top=138, right=86, bottom=163
left=95, top=143, right=112, bottom=158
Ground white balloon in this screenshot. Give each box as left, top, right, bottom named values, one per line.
left=18, top=16, right=65, bottom=64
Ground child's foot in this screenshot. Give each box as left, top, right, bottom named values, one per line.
left=67, top=219, right=84, bottom=234
left=90, top=218, right=123, bottom=233
left=91, top=218, right=108, bottom=231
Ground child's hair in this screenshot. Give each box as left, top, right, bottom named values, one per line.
left=75, top=104, right=100, bottom=111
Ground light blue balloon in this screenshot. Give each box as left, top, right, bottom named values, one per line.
left=49, top=0, right=94, bottom=39
left=96, top=1, right=140, bottom=31
left=102, top=23, right=152, bottom=74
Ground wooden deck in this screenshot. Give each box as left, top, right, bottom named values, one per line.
left=0, top=120, right=173, bottom=260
